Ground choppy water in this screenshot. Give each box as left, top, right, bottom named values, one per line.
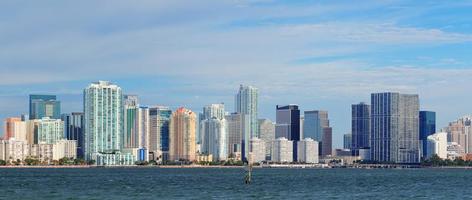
left=0, top=168, right=470, bottom=199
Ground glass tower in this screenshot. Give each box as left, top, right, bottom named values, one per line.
left=371, top=92, right=420, bottom=163
left=351, top=102, right=371, bottom=156
left=61, top=112, right=84, bottom=158
left=419, top=111, right=436, bottom=158
left=275, top=105, right=300, bottom=161
left=235, top=85, right=259, bottom=138
left=29, top=94, right=61, bottom=119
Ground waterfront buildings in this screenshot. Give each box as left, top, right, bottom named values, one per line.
left=0, top=139, right=29, bottom=161
left=426, top=132, right=447, bottom=159
left=447, top=142, right=464, bottom=160
left=84, top=81, right=135, bottom=165
left=343, top=133, right=352, bottom=150
left=200, top=104, right=227, bottom=161
left=304, top=110, right=332, bottom=157
left=61, top=112, right=84, bottom=158
left=370, top=92, right=420, bottom=163
left=149, top=106, right=172, bottom=161
left=249, top=137, right=265, bottom=163
left=258, top=119, right=275, bottom=160
left=442, top=116, right=471, bottom=154
left=420, top=111, right=436, bottom=158
left=29, top=95, right=61, bottom=120
left=271, top=137, right=293, bottom=163
left=235, top=85, right=259, bottom=138
left=275, top=105, right=300, bottom=161
left=297, top=138, right=319, bottom=164
left=169, top=107, right=197, bottom=161
left=351, top=102, right=370, bottom=156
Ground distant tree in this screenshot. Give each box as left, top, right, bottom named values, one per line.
left=0, top=160, right=6, bottom=166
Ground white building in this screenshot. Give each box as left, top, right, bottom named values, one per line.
left=258, top=119, right=275, bottom=160
left=447, top=142, right=464, bottom=160
left=30, top=143, right=53, bottom=162
left=200, top=104, right=228, bottom=161
left=31, top=117, right=64, bottom=144
left=53, top=140, right=77, bottom=160
left=0, top=139, right=29, bottom=162
left=297, top=138, right=319, bottom=164
left=271, top=137, right=293, bottom=163
left=235, top=85, right=259, bottom=138
left=249, top=137, right=265, bottom=163
left=84, top=81, right=135, bottom=165
left=426, top=132, right=447, bottom=159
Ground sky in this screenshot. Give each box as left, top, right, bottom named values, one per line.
left=1, top=0, right=472, bottom=148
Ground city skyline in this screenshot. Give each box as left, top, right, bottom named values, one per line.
left=2, top=1, right=472, bottom=148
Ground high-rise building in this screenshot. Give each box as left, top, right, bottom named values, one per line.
left=304, top=110, right=332, bottom=157
left=123, top=95, right=139, bottom=107
left=271, top=137, right=293, bottom=163
left=343, top=133, right=352, bottom=150
left=149, top=106, right=172, bottom=161
left=31, top=117, right=64, bottom=144
left=200, top=104, right=227, bottom=161
left=419, top=111, right=436, bottom=158
left=371, top=92, right=420, bottom=163
left=3, top=117, right=27, bottom=141
left=123, top=95, right=139, bottom=149
left=442, top=116, right=471, bottom=154
left=258, top=119, right=275, bottom=160
left=275, top=105, right=300, bottom=161
left=297, top=138, right=319, bottom=164
left=225, top=113, right=249, bottom=160
left=300, top=116, right=304, bottom=139
left=84, top=81, right=135, bottom=165
left=351, top=102, right=370, bottom=156
left=235, top=85, right=258, bottom=138
left=61, top=112, right=84, bottom=158
left=29, top=95, right=61, bottom=120
left=137, top=106, right=150, bottom=156
left=169, top=107, right=197, bottom=161
left=426, top=132, right=447, bottom=159
left=249, top=137, right=265, bottom=163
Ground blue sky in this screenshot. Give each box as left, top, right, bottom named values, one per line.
left=2, top=0, right=472, bottom=148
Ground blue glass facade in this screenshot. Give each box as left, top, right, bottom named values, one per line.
left=29, top=94, right=61, bottom=119
left=275, top=105, right=300, bottom=161
left=351, top=103, right=370, bottom=156
left=419, top=111, right=436, bottom=158
left=61, top=112, right=85, bottom=158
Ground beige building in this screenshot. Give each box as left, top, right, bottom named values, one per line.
left=53, top=140, right=77, bottom=160
left=271, top=137, right=293, bottom=163
left=297, top=138, right=319, bottom=164
left=0, top=139, right=29, bottom=161
left=3, top=118, right=28, bottom=142
left=249, top=137, right=265, bottom=163
left=169, top=107, right=197, bottom=161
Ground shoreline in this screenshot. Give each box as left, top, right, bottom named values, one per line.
left=0, top=165, right=471, bottom=169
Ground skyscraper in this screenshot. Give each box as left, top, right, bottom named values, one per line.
left=61, top=112, right=84, bottom=158
left=225, top=112, right=249, bottom=160
left=275, top=105, right=300, bottom=161
left=351, top=102, right=370, bottom=156
left=169, top=107, right=197, bottom=161
left=235, top=85, right=258, bottom=138
left=3, top=117, right=24, bottom=141
left=419, top=111, right=436, bottom=158
left=123, top=95, right=139, bottom=149
left=343, top=133, right=352, bottom=150
left=258, top=119, right=275, bottom=160
left=29, top=95, right=61, bottom=119
left=426, top=132, right=447, bottom=159
left=371, top=92, right=420, bottom=163
left=304, top=110, right=332, bottom=157
left=84, top=81, right=134, bottom=165
left=149, top=106, right=172, bottom=161
left=200, top=104, right=227, bottom=161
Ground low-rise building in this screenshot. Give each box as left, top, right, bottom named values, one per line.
left=53, top=140, right=77, bottom=160
left=249, top=137, right=265, bottom=163
left=426, top=132, right=447, bottom=159
left=271, top=137, right=293, bottom=163
left=297, top=138, right=319, bottom=164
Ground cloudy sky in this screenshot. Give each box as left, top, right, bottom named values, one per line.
left=1, top=0, right=472, bottom=147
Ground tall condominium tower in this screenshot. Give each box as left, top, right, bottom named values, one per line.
left=371, top=92, right=420, bottom=163
left=235, top=85, right=259, bottom=138
left=169, top=107, right=197, bottom=161
left=31, top=117, right=64, bottom=144
left=275, top=105, right=300, bottom=161
left=443, top=116, right=471, bottom=154
left=225, top=113, right=249, bottom=160
left=304, top=110, right=332, bottom=157
left=29, top=94, right=61, bottom=120
left=61, top=112, right=84, bottom=158
left=200, top=104, right=227, bottom=161
left=343, top=133, right=352, bottom=150
left=258, top=119, right=275, bottom=160
left=149, top=106, right=172, bottom=161
left=84, top=81, right=134, bottom=165
left=419, top=111, right=436, bottom=158
left=351, top=102, right=370, bottom=156
left=123, top=95, right=139, bottom=149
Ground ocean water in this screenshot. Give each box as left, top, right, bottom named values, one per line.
left=0, top=168, right=470, bottom=199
